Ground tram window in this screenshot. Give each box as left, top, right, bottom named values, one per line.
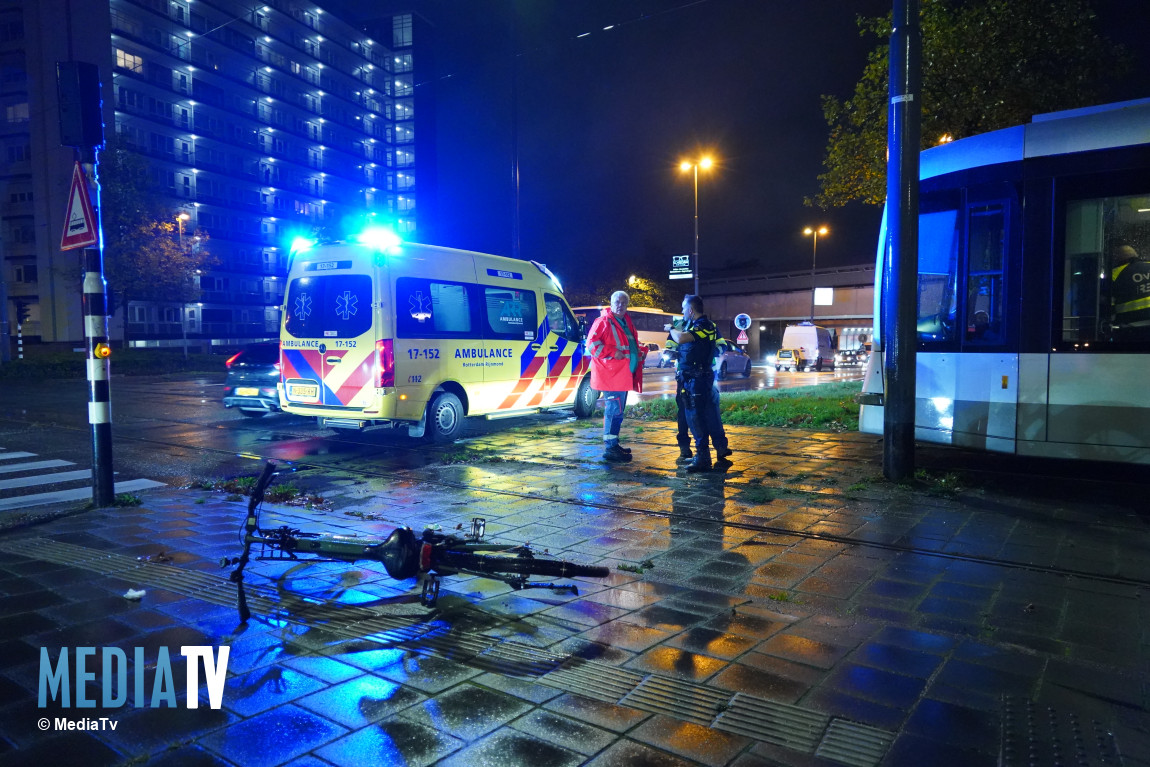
left=917, top=209, right=959, bottom=343
left=966, top=205, right=1006, bottom=344
left=1062, top=194, right=1150, bottom=344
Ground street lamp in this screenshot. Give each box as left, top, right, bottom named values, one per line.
left=679, top=155, right=713, bottom=296
left=176, top=212, right=192, bottom=359
left=803, top=225, right=828, bottom=321
left=177, top=211, right=191, bottom=250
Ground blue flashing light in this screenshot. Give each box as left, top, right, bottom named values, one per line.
left=290, top=236, right=316, bottom=255
left=356, top=226, right=402, bottom=252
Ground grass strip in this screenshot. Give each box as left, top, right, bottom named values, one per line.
left=624, top=380, right=862, bottom=431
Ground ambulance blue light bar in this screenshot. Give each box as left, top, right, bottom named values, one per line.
left=290, top=236, right=316, bottom=255
left=355, top=226, right=402, bottom=252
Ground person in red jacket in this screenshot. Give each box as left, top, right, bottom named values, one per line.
left=586, top=290, right=644, bottom=462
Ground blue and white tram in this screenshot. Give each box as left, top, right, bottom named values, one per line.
left=859, top=97, right=1150, bottom=464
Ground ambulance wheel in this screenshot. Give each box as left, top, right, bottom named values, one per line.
left=573, top=377, right=597, bottom=419
left=425, top=392, right=464, bottom=443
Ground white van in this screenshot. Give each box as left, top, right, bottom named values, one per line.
left=278, top=231, right=596, bottom=441
left=780, top=322, right=835, bottom=371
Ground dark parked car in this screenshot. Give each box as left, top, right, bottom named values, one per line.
left=222, top=342, right=282, bottom=418
left=715, top=345, right=752, bottom=379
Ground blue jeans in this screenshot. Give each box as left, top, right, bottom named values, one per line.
left=602, top=391, right=627, bottom=444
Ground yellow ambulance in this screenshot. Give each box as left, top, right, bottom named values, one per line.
left=278, top=229, right=596, bottom=441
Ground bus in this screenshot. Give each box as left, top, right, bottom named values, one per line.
left=571, top=305, right=679, bottom=348
left=859, top=97, right=1150, bottom=464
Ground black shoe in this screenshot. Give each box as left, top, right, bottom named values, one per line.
left=619, top=445, right=632, bottom=454
left=685, top=459, right=711, bottom=473
left=716, top=448, right=733, bottom=460
left=604, top=443, right=632, bottom=462
left=678, top=446, right=693, bottom=460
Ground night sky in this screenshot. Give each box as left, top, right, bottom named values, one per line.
left=333, top=0, right=1150, bottom=293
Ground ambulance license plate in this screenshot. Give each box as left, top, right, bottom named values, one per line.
left=288, top=383, right=319, bottom=399
left=235, top=387, right=258, bottom=396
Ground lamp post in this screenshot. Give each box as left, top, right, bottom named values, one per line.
left=803, top=226, right=828, bottom=321
left=679, top=156, right=713, bottom=296
left=177, top=212, right=191, bottom=358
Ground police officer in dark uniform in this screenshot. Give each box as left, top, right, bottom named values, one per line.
left=668, top=295, right=724, bottom=473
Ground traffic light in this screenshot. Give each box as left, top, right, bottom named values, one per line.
left=14, top=301, right=29, bottom=326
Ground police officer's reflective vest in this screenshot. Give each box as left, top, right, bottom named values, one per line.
left=678, top=316, right=718, bottom=376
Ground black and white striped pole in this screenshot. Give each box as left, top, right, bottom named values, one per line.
left=58, top=61, right=114, bottom=506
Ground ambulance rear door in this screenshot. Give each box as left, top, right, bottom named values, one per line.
left=282, top=260, right=378, bottom=410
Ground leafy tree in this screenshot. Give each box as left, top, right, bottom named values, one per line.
left=812, top=0, right=1131, bottom=208
left=97, top=140, right=213, bottom=333
left=565, top=272, right=673, bottom=312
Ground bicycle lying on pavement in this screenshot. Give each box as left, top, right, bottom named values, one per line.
left=223, top=461, right=610, bottom=622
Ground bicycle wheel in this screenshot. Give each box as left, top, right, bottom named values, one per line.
left=436, top=551, right=608, bottom=579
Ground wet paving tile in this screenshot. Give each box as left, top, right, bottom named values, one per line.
left=397, top=681, right=532, bottom=740
left=825, top=662, right=926, bottom=709
left=435, top=726, right=585, bottom=767
left=509, top=708, right=617, bottom=756
left=200, top=704, right=347, bottom=767
left=708, top=661, right=812, bottom=704
left=543, top=693, right=652, bottom=732
left=470, top=672, right=564, bottom=704
left=625, top=646, right=729, bottom=681
left=577, top=619, right=674, bottom=653
left=296, top=674, right=426, bottom=728
left=541, top=599, right=632, bottom=627
left=902, top=698, right=1000, bottom=754
left=103, top=704, right=236, bottom=754
left=315, top=717, right=463, bottom=767
left=665, top=627, right=758, bottom=660
left=848, top=642, right=944, bottom=679
left=222, top=665, right=328, bottom=717
left=583, top=738, right=704, bottom=766
left=758, top=632, right=850, bottom=670
left=372, top=652, right=484, bottom=694
left=628, top=714, right=752, bottom=767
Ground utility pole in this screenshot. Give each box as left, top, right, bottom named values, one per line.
left=58, top=61, right=115, bottom=506
left=883, top=0, right=921, bottom=481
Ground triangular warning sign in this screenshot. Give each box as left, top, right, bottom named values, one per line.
left=736, top=329, right=749, bottom=344
left=60, top=162, right=99, bottom=251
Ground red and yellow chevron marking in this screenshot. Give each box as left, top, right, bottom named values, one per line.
left=499, top=349, right=589, bottom=411
left=499, top=356, right=547, bottom=410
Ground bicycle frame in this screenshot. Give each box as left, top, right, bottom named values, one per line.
left=224, top=462, right=593, bottom=621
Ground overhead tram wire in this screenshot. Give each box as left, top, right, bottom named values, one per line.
left=409, top=0, right=714, bottom=93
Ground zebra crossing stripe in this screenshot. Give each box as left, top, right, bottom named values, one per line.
left=0, top=452, right=37, bottom=462
left=0, top=460, right=74, bottom=475
left=0, top=470, right=93, bottom=491
left=0, top=479, right=165, bottom=512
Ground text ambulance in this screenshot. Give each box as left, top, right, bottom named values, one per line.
left=278, top=231, right=596, bottom=441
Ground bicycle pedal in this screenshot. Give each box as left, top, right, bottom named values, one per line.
left=469, top=518, right=486, bottom=540
left=420, top=576, right=441, bottom=607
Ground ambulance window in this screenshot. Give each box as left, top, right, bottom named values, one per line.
left=544, top=294, right=581, bottom=341
left=396, top=277, right=475, bottom=338
left=484, top=287, right=537, bottom=338
left=284, top=275, right=372, bottom=338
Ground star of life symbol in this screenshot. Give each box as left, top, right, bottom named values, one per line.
left=294, top=293, right=313, bottom=321
left=409, top=291, right=432, bottom=321
left=335, top=291, right=358, bottom=321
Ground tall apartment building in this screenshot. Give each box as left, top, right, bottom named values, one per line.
left=0, top=0, right=430, bottom=348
